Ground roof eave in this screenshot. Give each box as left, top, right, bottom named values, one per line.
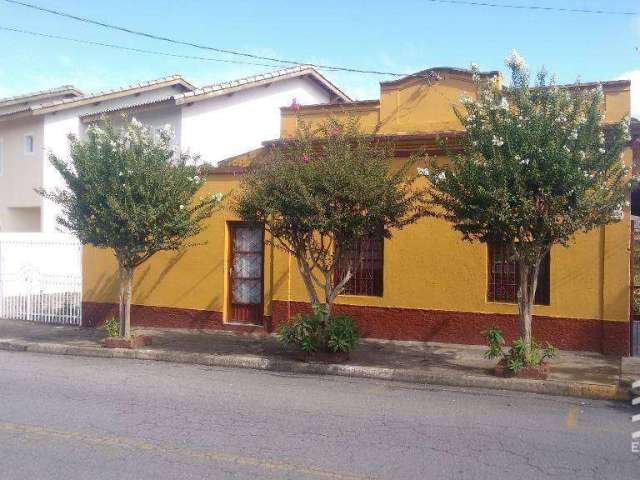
left=0, top=86, right=84, bottom=108
left=0, top=109, right=34, bottom=122
left=201, top=165, right=249, bottom=176
left=305, top=69, right=351, bottom=102
left=281, top=99, right=379, bottom=113
left=32, top=78, right=194, bottom=115
left=79, top=97, right=177, bottom=123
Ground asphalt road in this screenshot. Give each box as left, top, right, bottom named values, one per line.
left=0, top=351, right=638, bottom=480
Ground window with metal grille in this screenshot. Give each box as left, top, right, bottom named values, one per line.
left=487, top=243, right=550, bottom=305
left=335, top=233, right=384, bottom=297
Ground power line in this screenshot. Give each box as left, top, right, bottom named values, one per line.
left=423, top=0, right=637, bottom=16
left=1, top=0, right=429, bottom=78
left=0, top=26, right=283, bottom=69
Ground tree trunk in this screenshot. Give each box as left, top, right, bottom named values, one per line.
left=314, top=301, right=332, bottom=350
left=517, top=255, right=542, bottom=354
left=118, top=273, right=125, bottom=336
left=118, top=265, right=134, bottom=338
left=517, top=264, right=533, bottom=351
left=293, top=252, right=354, bottom=351
left=295, top=257, right=320, bottom=307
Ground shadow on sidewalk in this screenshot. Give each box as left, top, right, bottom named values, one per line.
left=0, top=318, right=623, bottom=389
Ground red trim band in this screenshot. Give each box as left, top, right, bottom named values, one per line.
left=82, top=301, right=630, bottom=355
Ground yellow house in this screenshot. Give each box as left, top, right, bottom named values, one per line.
left=83, top=68, right=634, bottom=355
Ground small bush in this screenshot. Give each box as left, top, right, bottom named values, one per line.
left=278, top=313, right=322, bottom=353
left=104, top=317, right=119, bottom=337
left=278, top=312, right=360, bottom=353
left=483, top=327, right=556, bottom=373
left=483, top=327, right=505, bottom=360
left=326, top=315, right=360, bottom=353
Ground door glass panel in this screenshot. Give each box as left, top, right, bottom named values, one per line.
left=232, top=279, right=261, bottom=304
left=233, top=254, right=262, bottom=278
left=230, top=225, right=263, bottom=308
left=233, top=227, right=262, bottom=253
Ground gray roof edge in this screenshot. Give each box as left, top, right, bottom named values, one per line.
left=31, top=75, right=195, bottom=114
left=175, top=65, right=350, bottom=104
left=0, top=85, right=84, bottom=107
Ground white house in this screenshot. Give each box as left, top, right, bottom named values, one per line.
left=0, top=65, right=348, bottom=232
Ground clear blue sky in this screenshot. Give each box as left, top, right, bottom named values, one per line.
left=0, top=0, right=638, bottom=114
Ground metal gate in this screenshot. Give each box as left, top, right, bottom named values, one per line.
left=0, top=233, right=82, bottom=325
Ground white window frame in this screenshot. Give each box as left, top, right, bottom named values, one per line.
left=24, top=133, right=35, bottom=155
left=0, top=138, right=4, bottom=176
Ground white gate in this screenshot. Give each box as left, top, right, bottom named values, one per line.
left=0, top=233, right=82, bottom=325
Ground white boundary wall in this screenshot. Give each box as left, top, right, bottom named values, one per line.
left=0, top=233, right=82, bottom=325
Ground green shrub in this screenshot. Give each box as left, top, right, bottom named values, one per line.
left=104, top=317, right=119, bottom=337
left=278, top=313, right=322, bottom=353
left=483, top=327, right=556, bottom=373
left=483, top=327, right=505, bottom=360
left=326, top=315, right=360, bottom=353
left=278, top=312, right=360, bottom=353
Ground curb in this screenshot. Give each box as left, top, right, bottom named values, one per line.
left=0, top=339, right=630, bottom=401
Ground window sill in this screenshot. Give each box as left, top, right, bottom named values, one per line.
left=486, top=300, right=550, bottom=307
left=337, top=294, right=383, bottom=299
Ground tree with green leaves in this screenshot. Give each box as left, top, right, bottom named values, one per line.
left=235, top=117, right=427, bottom=335
left=39, top=118, right=222, bottom=337
left=424, top=51, right=631, bottom=354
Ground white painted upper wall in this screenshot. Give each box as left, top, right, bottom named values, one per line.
left=180, top=77, right=331, bottom=165
left=41, top=111, right=80, bottom=233
left=0, top=116, right=44, bottom=207
left=103, top=103, right=182, bottom=151
left=0, top=75, right=339, bottom=232
left=0, top=116, right=45, bottom=232
left=40, top=85, right=186, bottom=233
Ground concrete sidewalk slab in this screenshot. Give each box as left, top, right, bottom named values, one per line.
left=0, top=318, right=632, bottom=401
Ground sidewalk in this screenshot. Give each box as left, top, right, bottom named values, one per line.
left=0, top=318, right=635, bottom=401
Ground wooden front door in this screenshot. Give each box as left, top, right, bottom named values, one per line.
left=228, top=223, right=264, bottom=324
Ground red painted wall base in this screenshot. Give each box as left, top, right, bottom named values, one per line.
left=83, top=302, right=224, bottom=330
left=271, top=301, right=630, bottom=356
left=82, top=301, right=630, bottom=355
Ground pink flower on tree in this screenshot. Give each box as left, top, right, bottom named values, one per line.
left=302, top=154, right=310, bottom=164
left=329, top=126, right=342, bottom=136
left=290, top=98, right=300, bottom=112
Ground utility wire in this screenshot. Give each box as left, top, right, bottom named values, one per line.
left=423, top=0, right=637, bottom=16
left=0, top=26, right=283, bottom=69
left=0, top=25, right=431, bottom=81
left=1, top=0, right=429, bottom=78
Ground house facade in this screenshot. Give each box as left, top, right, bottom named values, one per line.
left=82, top=67, right=634, bottom=355
left=0, top=86, right=83, bottom=231
left=0, top=66, right=346, bottom=232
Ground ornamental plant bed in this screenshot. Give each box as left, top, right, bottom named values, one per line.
left=494, top=361, right=550, bottom=380
left=103, top=335, right=152, bottom=349
left=278, top=310, right=360, bottom=364
left=484, top=328, right=556, bottom=381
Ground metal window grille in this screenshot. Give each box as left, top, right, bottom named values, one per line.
left=336, top=233, right=384, bottom=297
left=487, top=243, right=550, bottom=305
